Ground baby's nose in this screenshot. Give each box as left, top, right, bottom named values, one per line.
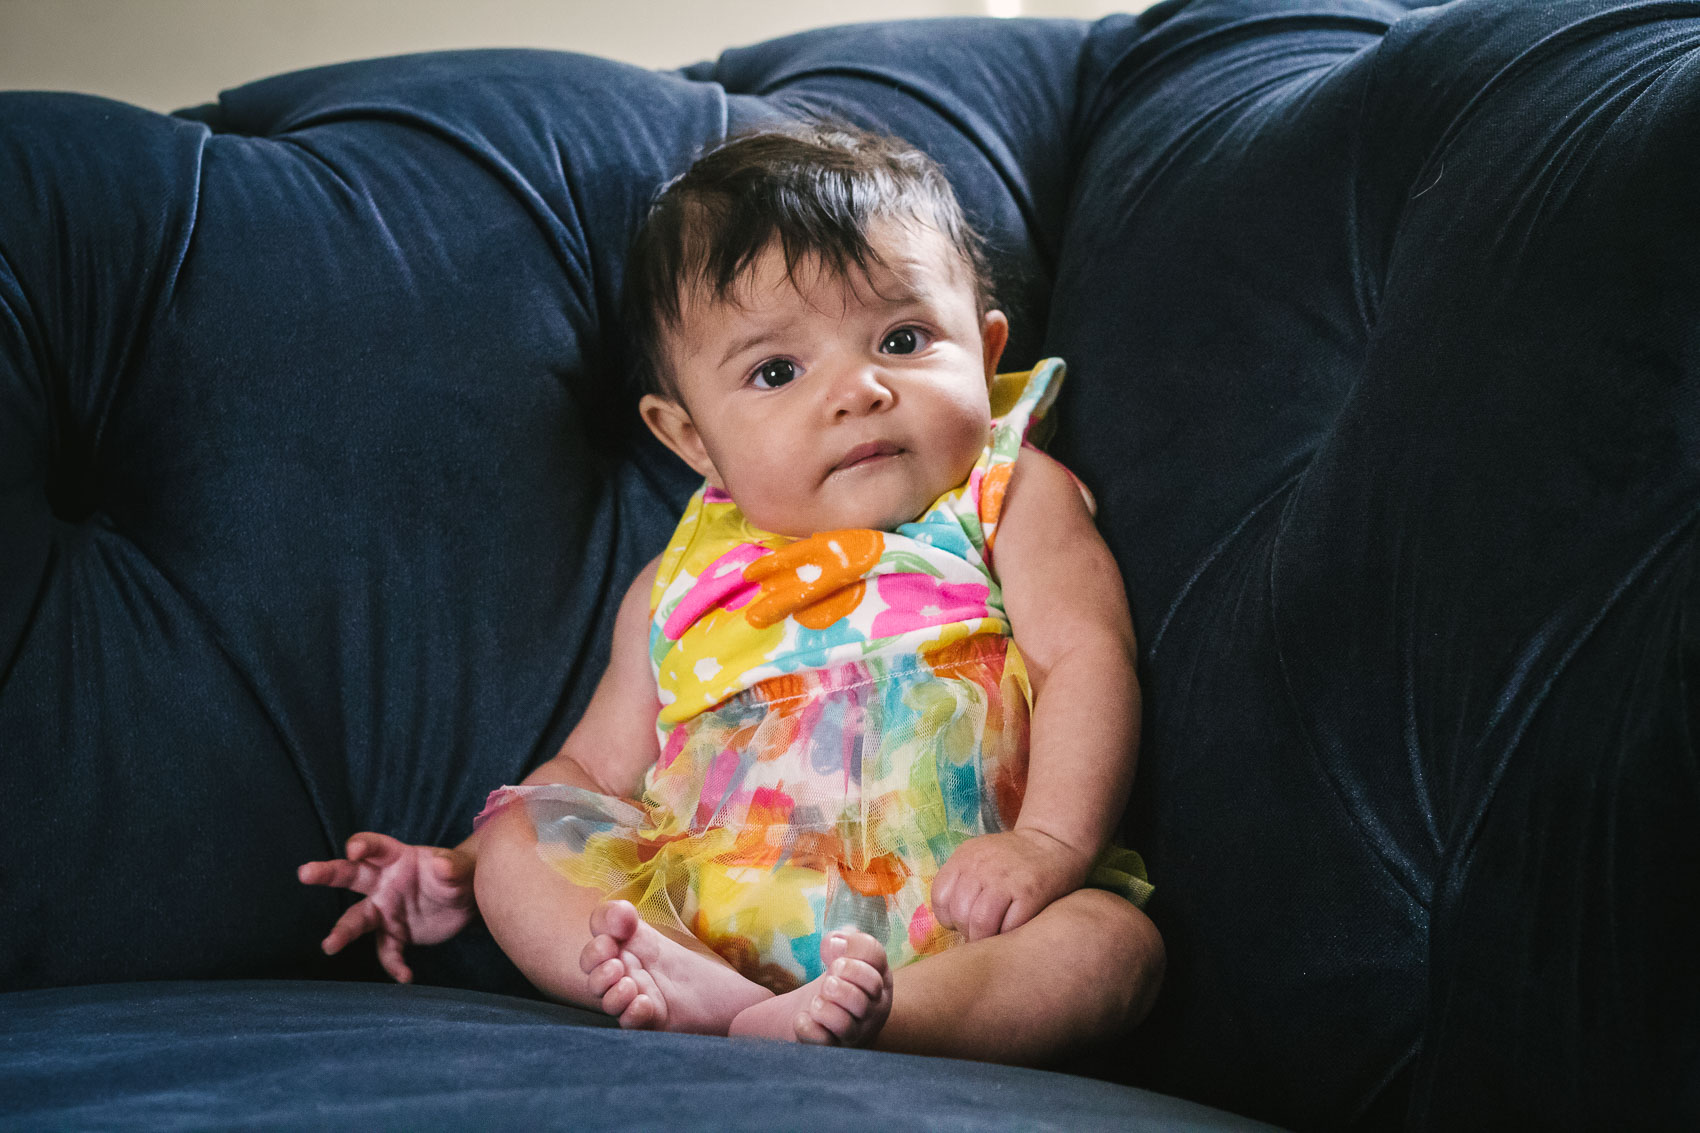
left=829, top=365, right=893, bottom=417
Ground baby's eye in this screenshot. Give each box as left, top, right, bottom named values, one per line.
left=880, top=327, right=929, bottom=355
left=751, top=359, right=798, bottom=389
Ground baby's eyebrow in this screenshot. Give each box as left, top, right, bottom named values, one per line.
left=864, top=262, right=937, bottom=310
left=842, top=279, right=939, bottom=323
left=718, top=328, right=784, bottom=369
left=877, top=281, right=928, bottom=308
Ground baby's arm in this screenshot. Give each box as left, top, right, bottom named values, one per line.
left=929, top=450, right=1140, bottom=941
left=299, top=557, right=664, bottom=978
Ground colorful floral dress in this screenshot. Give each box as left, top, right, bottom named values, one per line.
left=481, top=358, right=1150, bottom=992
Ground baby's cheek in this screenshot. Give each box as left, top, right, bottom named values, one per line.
left=947, top=410, right=993, bottom=478
left=729, top=446, right=795, bottom=511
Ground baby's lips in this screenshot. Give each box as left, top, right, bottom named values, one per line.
left=832, top=440, right=901, bottom=471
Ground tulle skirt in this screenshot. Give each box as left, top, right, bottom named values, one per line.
left=482, top=633, right=1033, bottom=991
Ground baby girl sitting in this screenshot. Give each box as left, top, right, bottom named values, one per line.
left=300, top=123, right=1163, bottom=1066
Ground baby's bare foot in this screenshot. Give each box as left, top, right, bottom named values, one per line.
left=793, top=931, right=894, bottom=1046
left=578, top=900, right=772, bottom=1034
left=728, top=931, right=893, bottom=1047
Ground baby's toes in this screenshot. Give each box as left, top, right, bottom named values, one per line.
left=797, top=992, right=858, bottom=1045
left=826, top=932, right=893, bottom=998
left=584, top=953, right=627, bottom=997
left=616, top=968, right=668, bottom=1030
left=792, top=1010, right=834, bottom=1045
left=579, top=931, right=620, bottom=978
left=832, top=931, right=890, bottom=974
left=818, top=973, right=872, bottom=1020
left=830, top=955, right=890, bottom=1002
left=588, top=899, right=641, bottom=943
left=803, top=931, right=893, bottom=1048
left=601, top=972, right=643, bottom=1018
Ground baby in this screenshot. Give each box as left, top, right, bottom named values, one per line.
left=300, top=124, right=1163, bottom=1065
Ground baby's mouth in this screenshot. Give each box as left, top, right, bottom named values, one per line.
left=833, top=440, right=904, bottom=472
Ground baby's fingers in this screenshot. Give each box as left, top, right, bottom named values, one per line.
left=344, top=831, right=405, bottom=865
left=376, top=931, right=413, bottom=984
left=428, top=849, right=475, bottom=891
left=297, top=857, right=372, bottom=892
left=999, top=893, right=1042, bottom=936
left=930, top=870, right=979, bottom=934
left=930, top=863, right=958, bottom=919
left=299, top=833, right=407, bottom=893
left=321, top=899, right=383, bottom=955
left=967, top=888, right=1014, bottom=943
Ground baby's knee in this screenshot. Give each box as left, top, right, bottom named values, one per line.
left=1056, top=889, right=1166, bottom=1025
left=470, top=802, right=538, bottom=904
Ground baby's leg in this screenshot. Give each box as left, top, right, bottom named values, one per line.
left=880, top=888, right=1164, bottom=1066
left=472, top=801, right=772, bottom=1033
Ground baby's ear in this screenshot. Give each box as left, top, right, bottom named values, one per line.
left=980, top=310, right=1010, bottom=381
left=640, top=394, right=725, bottom=488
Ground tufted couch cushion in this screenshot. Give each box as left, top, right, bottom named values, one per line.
left=4, top=1, right=1699, bottom=1128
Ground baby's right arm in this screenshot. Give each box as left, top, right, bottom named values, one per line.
left=297, top=556, right=664, bottom=980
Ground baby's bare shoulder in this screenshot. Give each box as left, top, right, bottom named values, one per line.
left=996, top=451, right=1134, bottom=657
left=998, top=448, right=1099, bottom=556
left=608, top=554, right=662, bottom=676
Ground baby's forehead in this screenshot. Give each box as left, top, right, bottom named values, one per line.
left=695, top=224, right=972, bottom=317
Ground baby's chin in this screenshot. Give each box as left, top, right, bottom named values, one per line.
left=732, top=450, right=981, bottom=536
left=754, top=510, right=922, bottom=538
left=748, top=487, right=947, bottom=537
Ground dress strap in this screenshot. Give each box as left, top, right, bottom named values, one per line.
left=979, top=357, right=1067, bottom=557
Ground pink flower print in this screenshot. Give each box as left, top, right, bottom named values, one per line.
left=656, top=723, right=689, bottom=771
left=745, top=786, right=795, bottom=826
left=870, top=574, right=991, bottom=639
left=704, top=486, right=734, bottom=504
left=907, top=902, right=953, bottom=955
left=695, top=747, right=743, bottom=828
left=662, top=543, right=768, bottom=640
left=907, top=902, right=937, bottom=951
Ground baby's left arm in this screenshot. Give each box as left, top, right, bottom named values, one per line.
left=929, top=448, right=1141, bottom=942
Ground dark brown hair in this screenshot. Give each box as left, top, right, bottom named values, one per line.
left=623, top=122, right=997, bottom=401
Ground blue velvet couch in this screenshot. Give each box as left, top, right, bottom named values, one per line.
left=5, top=0, right=1698, bottom=1128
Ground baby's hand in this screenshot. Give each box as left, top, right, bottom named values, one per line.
left=930, top=829, right=1093, bottom=942
left=297, top=832, right=476, bottom=983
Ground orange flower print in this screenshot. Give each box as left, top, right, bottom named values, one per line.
left=794, top=580, right=865, bottom=630
left=838, top=852, right=911, bottom=898
left=742, top=529, right=884, bottom=629
left=977, top=463, right=1012, bottom=554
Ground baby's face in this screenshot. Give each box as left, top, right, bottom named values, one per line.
left=643, top=222, right=1008, bottom=537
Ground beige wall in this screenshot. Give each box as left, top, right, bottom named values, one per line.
left=0, top=0, right=1144, bottom=113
